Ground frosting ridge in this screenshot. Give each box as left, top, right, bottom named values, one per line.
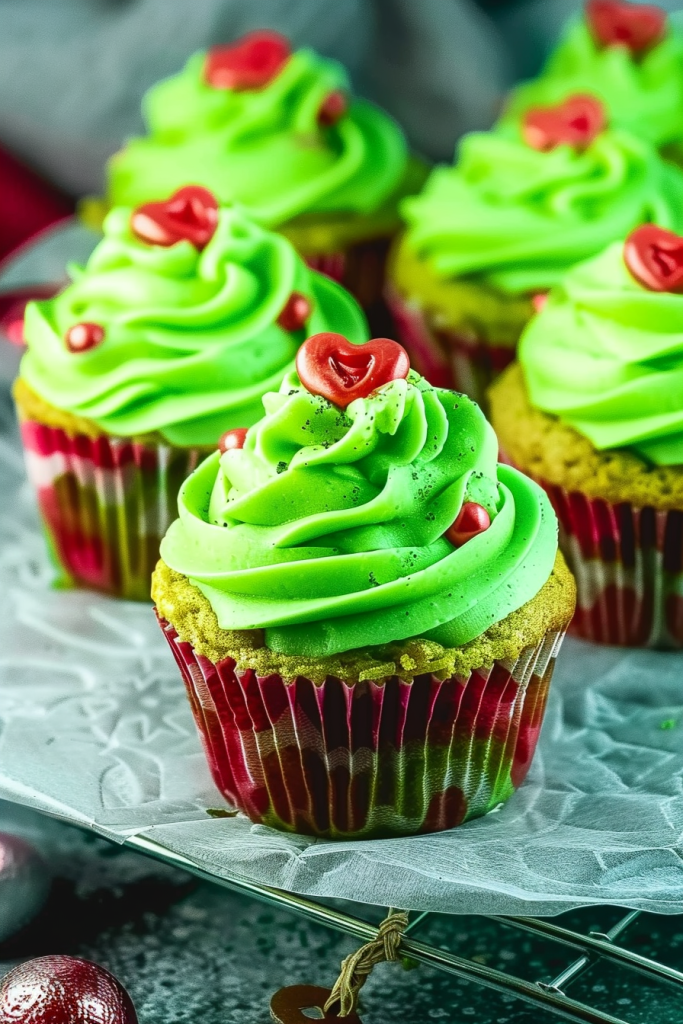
left=107, top=47, right=408, bottom=225
left=160, top=370, right=558, bottom=656
left=519, top=239, right=683, bottom=465
left=502, top=15, right=683, bottom=150
left=401, top=122, right=683, bottom=294
left=20, top=204, right=368, bottom=446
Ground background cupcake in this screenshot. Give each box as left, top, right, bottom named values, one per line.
left=501, top=1, right=683, bottom=164
left=103, top=30, right=424, bottom=322
left=388, top=94, right=683, bottom=408
left=14, top=189, right=368, bottom=600
left=490, top=225, right=683, bottom=648
left=153, top=333, right=575, bottom=839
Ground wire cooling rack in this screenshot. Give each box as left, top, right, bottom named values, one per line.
left=123, top=833, right=683, bottom=1024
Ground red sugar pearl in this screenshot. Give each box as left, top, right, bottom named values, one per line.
left=218, top=428, right=249, bottom=454
left=277, top=292, right=311, bottom=332
left=318, top=90, right=348, bottom=127
left=446, top=502, right=491, bottom=547
left=65, top=322, right=104, bottom=353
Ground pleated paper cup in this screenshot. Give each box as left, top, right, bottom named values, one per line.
left=502, top=462, right=683, bottom=649
left=157, top=613, right=567, bottom=839
left=304, top=237, right=392, bottom=331
left=386, top=286, right=517, bottom=407
left=19, top=418, right=206, bottom=601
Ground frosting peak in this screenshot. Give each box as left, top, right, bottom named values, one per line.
left=520, top=237, right=683, bottom=465
left=401, top=122, right=683, bottom=295
left=20, top=203, right=368, bottom=446
left=502, top=10, right=683, bottom=149
left=160, top=369, right=558, bottom=656
left=107, top=41, right=408, bottom=225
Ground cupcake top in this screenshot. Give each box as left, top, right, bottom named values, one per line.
left=502, top=1, right=683, bottom=151
left=400, top=95, right=683, bottom=296
left=20, top=188, right=368, bottom=447
left=519, top=224, right=683, bottom=466
left=107, top=31, right=408, bottom=227
left=160, top=333, right=559, bottom=658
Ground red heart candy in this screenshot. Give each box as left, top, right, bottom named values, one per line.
left=296, top=334, right=410, bottom=408
left=204, top=31, right=291, bottom=90
left=586, top=0, right=666, bottom=55
left=446, top=503, right=491, bottom=547
left=624, top=224, right=683, bottom=293
left=523, top=94, right=606, bottom=152
left=218, top=427, right=249, bottom=453
left=277, top=292, right=312, bottom=332
left=131, top=186, right=219, bottom=250
left=65, top=322, right=105, bottom=353
left=318, top=90, right=348, bottom=127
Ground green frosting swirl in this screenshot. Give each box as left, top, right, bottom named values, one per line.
left=20, top=205, right=368, bottom=446
left=160, top=370, right=558, bottom=657
left=107, top=48, right=408, bottom=225
left=401, top=124, right=683, bottom=295
left=519, top=240, right=683, bottom=466
left=502, top=15, right=683, bottom=150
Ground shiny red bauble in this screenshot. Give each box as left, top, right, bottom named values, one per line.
left=0, top=956, right=137, bottom=1024
left=277, top=292, right=312, bottom=332
left=523, top=94, right=606, bottom=152
left=131, top=186, right=219, bottom=250
left=204, top=31, right=291, bottom=90
left=624, top=225, right=683, bottom=293
left=317, top=90, right=348, bottom=127
left=65, top=322, right=104, bottom=353
left=446, top=503, right=491, bottom=547
left=296, top=334, right=410, bottom=408
left=586, top=0, right=666, bottom=54
left=218, top=427, right=249, bottom=454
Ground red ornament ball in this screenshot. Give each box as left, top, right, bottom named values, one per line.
left=204, top=31, right=291, bottom=91
left=296, top=333, right=410, bottom=408
left=624, top=224, right=683, bottom=293
left=65, top=323, right=104, bottom=353
left=0, top=955, right=137, bottom=1024
left=218, top=427, right=249, bottom=454
left=318, top=90, right=348, bottom=127
left=446, top=503, right=491, bottom=547
left=277, top=292, right=311, bottom=332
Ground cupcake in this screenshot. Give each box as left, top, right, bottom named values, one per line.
left=152, top=332, right=576, bottom=839
left=490, top=224, right=683, bottom=648
left=14, top=188, right=368, bottom=600
left=105, top=30, right=424, bottom=318
left=388, top=94, right=683, bottom=408
left=502, top=1, right=683, bottom=163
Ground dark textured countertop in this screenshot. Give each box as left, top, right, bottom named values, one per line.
left=1, top=800, right=682, bottom=1024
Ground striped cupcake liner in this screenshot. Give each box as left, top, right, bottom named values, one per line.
left=305, top=237, right=393, bottom=333
left=19, top=418, right=205, bottom=601
left=505, top=464, right=683, bottom=648
left=385, top=286, right=517, bottom=406
left=157, top=613, right=566, bottom=839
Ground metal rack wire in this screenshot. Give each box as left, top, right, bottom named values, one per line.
left=127, top=833, right=683, bottom=1024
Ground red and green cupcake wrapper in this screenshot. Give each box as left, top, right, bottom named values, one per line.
left=305, top=238, right=393, bottom=333
left=20, top=418, right=205, bottom=601
left=502, top=460, right=683, bottom=648
left=385, top=285, right=517, bottom=406
left=157, top=612, right=567, bottom=839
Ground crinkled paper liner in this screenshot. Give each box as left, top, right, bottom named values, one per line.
left=19, top=418, right=205, bottom=601
left=305, top=237, right=393, bottom=332
left=157, top=613, right=566, bottom=840
left=502, top=459, right=683, bottom=648
left=385, top=285, right=517, bottom=407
